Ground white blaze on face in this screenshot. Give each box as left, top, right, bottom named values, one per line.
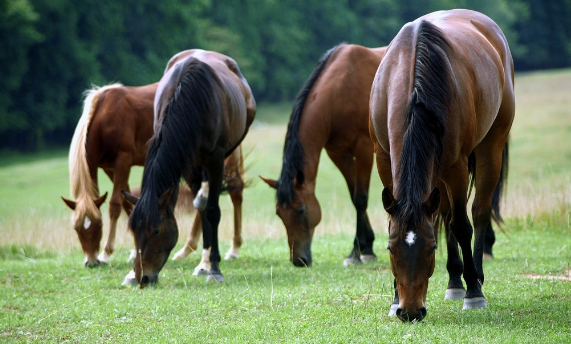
left=405, top=231, right=417, bottom=246
left=83, top=217, right=92, bottom=230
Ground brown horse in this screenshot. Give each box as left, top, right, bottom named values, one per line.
left=262, top=44, right=387, bottom=267
left=62, top=83, right=246, bottom=267
left=369, top=9, right=514, bottom=322
left=122, top=49, right=256, bottom=287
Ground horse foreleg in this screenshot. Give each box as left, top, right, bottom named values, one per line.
left=443, top=162, right=486, bottom=310
left=99, top=168, right=128, bottom=263
left=194, top=153, right=224, bottom=282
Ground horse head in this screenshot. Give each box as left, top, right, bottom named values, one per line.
left=62, top=192, right=108, bottom=267
left=261, top=174, right=321, bottom=267
left=382, top=187, right=440, bottom=322
left=123, top=186, right=179, bottom=287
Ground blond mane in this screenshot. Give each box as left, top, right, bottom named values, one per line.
left=68, top=83, right=123, bottom=223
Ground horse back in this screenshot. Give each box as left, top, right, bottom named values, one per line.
left=424, top=9, right=515, bottom=145
left=300, top=44, right=386, bottom=149
left=87, top=83, right=157, bottom=168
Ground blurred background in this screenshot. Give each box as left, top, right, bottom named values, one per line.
left=1, top=0, right=569, bottom=152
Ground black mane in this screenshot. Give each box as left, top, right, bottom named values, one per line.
left=130, top=58, right=222, bottom=231
left=276, top=43, right=344, bottom=207
left=394, top=20, right=450, bottom=228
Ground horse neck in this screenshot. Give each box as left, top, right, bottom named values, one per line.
left=297, top=116, right=330, bottom=185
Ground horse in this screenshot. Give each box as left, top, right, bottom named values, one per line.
left=121, top=49, right=256, bottom=287
left=369, top=9, right=514, bottom=322
left=261, top=43, right=387, bottom=267
left=62, top=83, right=246, bottom=267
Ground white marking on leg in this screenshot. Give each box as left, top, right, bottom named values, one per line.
left=122, top=270, right=138, bottom=286
left=405, top=231, right=417, bottom=246
left=224, top=246, right=240, bottom=260
left=193, top=248, right=212, bottom=276
left=193, top=181, right=209, bottom=211
left=97, top=251, right=110, bottom=264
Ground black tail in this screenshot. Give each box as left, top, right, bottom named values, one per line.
left=492, top=142, right=509, bottom=224
left=276, top=43, right=345, bottom=207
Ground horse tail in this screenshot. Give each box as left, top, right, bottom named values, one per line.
left=68, top=83, right=122, bottom=219
left=491, top=141, right=509, bottom=225
left=277, top=43, right=345, bottom=207
left=134, top=59, right=219, bottom=227
left=395, top=20, right=450, bottom=224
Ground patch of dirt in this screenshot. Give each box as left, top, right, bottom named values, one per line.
left=522, top=270, right=571, bottom=281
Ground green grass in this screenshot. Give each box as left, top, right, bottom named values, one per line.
left=1, top=71, right=571, bottom=342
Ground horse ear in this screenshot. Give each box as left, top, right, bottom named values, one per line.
left=382, top=187, right=396, bottom=215
left=94, top=192, right=108, bottom=208
left=260, top=176, right=278, bottom=189
left=295, top=170, right=305, bottom=187
left=158, top=185, right=175, bottom=211
left=423, top=187, right=440, bottom=215
left=122, top=190, right=139, bottom=205
left=62, top=197, right=76, bottom=210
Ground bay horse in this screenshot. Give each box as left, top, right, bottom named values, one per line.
left=262, top=44, right=387, bottom=267
left=62, top=83, right=246, bottom=267
left=122, top=49, right=256, bottom=287
left=369, top=9, right=514, bottom=322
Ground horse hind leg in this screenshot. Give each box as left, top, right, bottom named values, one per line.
left=172, top=211, right=202, bottom=260
left=224, top=185, right=243, bottom=260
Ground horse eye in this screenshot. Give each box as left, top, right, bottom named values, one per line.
left=295, top=205, right=306, bottom=215
left=386, top=242, right=393, bottom=254
left=152, top=228, right=161, bottom=237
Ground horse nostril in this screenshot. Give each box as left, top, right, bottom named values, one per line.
left=419, top=306, right=427, bottom=318
left=141, top=275, right=150, bottom=285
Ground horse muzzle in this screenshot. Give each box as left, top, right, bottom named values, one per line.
left=139, top=272, right=159, bottom=287
left=396, top=306, right=427, bottom=322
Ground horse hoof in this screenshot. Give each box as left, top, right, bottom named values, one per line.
left=360, top=254, right=377, bottom=264
left=483, top=253, right=494, bottom=260
left=444, top=288, right=466, bottom=300
left=463, top=297, right=486, bottom=310
left=388, top=303, right=399, bottom=317
left=122, top=270, right=138, bottom=286
left=343, top=257, right=361, bottom=266
left=193, top=268, right=209, bottom=276
left=224, top=252, right=239, bottom=260
left=206, top=273, right=224, bottom=283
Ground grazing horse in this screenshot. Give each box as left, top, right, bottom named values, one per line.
left=369, top=9, right=514, bottom=322
left=62, top=83, right=246, bottom=267
left=261, top=44, right=387, bottom=267
left=122, top=49, right=256, bottom=287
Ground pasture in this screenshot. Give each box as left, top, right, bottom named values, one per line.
left=1, top=70, right=571, bottom=342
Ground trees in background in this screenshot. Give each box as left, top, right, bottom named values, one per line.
left=1, top=0, right=569, bottom=151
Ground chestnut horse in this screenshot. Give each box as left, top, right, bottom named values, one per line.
left=262, top=44, right=387, bottom=266
left=62, top=83, right=245, bottom=267
left=122, top=49, right=256, bottom=287
left=369, top=9, right=514, bottom=322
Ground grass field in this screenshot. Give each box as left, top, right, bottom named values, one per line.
left=1, top=70, right=571, bottom=342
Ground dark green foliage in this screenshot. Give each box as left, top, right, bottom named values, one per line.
left=0, top=0, right=570, bottom=151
